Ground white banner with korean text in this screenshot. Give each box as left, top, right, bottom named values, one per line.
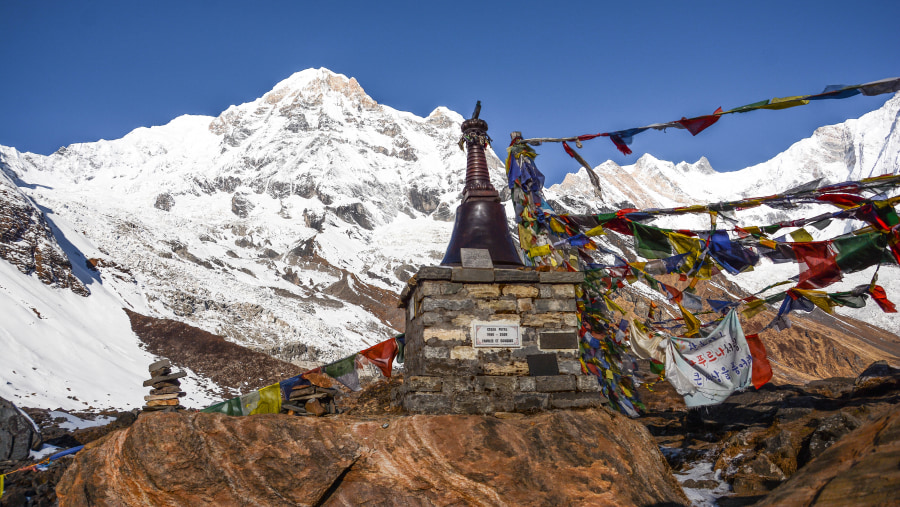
left=664, top=310, right=753, bottom=407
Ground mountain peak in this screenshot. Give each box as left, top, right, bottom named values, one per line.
left=264, top=67, right=375, bottom=108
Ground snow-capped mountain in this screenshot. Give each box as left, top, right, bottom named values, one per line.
left=547, top=92, right=900, bottom=334
left=0, top=68, right=514, bottom=409
left=1, top=68, right=898, bottom=410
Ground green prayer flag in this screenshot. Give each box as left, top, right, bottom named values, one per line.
left=724, top=99, right=770, bottom=114
left=630, top=222, right=673, bottom=259
left=202, top=396, right=243, bottom=415
left=324, top=354, right=361, bottom=391
left=830, top=292, right=867, bottom=308
left=833, top=233, right=888, bottom=273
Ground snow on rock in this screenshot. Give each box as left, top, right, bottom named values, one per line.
left=0, top=68, right=897, bottom=411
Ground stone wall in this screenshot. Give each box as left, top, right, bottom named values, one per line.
left=393, top=266, right=608, bottom=414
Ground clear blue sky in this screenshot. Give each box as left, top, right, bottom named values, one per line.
left=1, top=1, right=897, bottom=184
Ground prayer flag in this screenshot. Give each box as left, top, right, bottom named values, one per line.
left=805, top=84, right=861, bottom=101
left=679, top=304, right=701, bottom=337
left=630, top=221, right=673, bottom=259
left=324, top=354, right=361, bottom=391
left=858, top=77, right=900, bottom=96
left=760, top=96, right=810, bottom=110
left=833, top=232, right=889, bottom=274
left=629, top=320, right=665, bottom=363
left=244, top=383, right=283, bottom=415
left=202, top=396, right=243, bottom=416
left=681, top=290, right=704, bottom=312
left=869, top=285, right=898, bottom=313
left=359, top=337, right=399, bottom=378
left=792, top=242, right=842, bottom=289
left=667, top=232, right=711, bottom=278
left=677, top=107, right=723, bottom=136
left=708, top=230, right=759, bottom=274
left=724, top=99, right=771, bottom=114
left=790, top=228, right=814, bottom=242
left=744, top=334, right=773, bottom=389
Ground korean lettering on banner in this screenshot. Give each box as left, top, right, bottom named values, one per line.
left=666, top=310, right=753, bottom=407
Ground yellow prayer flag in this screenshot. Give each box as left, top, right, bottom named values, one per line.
left=528, top=244, right=551, bottom=258
left=518, top=224, right=534, bottom=248
left=549, top=218, right=566, bottom=234
left=790, top=228, right=814, bottom=242
left=249, top=383, right=283, bottom=415
left=585, top=224, right=606, bottom=236
left=743, top=226, right=762, bottom=236
left=792, top=289, right=837, bottom=314
left=742, top=299, right=767, bottom=319
left=621, top=386, right=632, bottom=397
left=667, top=232, right=711, bottom=279
left=759, top=238, right=777, bottom=249
left=605, top=296, right=626, bottom=315
left=629, top=261, right=647, bottom=273
left=762, top=96, right=810, bottom=110
left=605, top=369, right=614, bottom=380
left=679, top=304, right=701, bottom=337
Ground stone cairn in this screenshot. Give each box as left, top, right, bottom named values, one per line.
left=142, top=359, right=186, bottom=412
left=281, top=385, right=341, bottom=417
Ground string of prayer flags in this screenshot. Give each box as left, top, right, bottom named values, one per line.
left=514, top=77, right=900, bottom=160
left=508, top=138, right=645, bottom=417
left=202, top=335, right=403, bottom=415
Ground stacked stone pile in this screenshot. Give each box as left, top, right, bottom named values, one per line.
left=282, top=385, right=341, bottom=417
left=142, top=359, right=186, bottom=412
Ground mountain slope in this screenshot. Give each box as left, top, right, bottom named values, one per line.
left=1, top=70, right=898, bottom=410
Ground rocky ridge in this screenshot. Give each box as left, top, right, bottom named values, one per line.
left=0, top=169, right=88, bottom=296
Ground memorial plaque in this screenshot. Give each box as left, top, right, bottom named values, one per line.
left=472, top=321, right=521, bottom=348
left=460, top=248, right=494, bottom=269
left=539, top=331, right=578, bottom=350
left=527, top=354, right=560, bottom=376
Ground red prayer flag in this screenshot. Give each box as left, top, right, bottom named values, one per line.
left=792, top=242, right=842, bottom=289
left=869, top=285, right=898, bottom=313
left=609, top=134, right=632, bottom=155
left=677, top=107, right=723, bottom=136
left=815, top=193, right=866, bottom=208
left=359, top=338, right=399, bottom=378
left=744, top=334, right=773, bottom=389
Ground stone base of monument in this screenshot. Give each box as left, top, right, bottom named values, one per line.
left=393, top=266, right=609, bottom=414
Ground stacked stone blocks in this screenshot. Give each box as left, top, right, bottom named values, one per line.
left=394, top=266, right=607, bottom=414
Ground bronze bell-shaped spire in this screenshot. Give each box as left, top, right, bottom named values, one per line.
left=441, top=102, right=523, bottom=267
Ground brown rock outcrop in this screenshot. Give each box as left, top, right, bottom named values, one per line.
left=57, top=408, right=688, bottom=506
left=752, top=408, right=900, bottom=506
left=0, top=169, right=89, bottom=296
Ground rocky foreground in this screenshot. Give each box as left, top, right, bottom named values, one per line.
left=1, top=362, right=898, bottom=506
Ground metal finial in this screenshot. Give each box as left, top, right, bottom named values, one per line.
left=471, top=101, right=481, bottom=120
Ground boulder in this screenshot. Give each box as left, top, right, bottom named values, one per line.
left=753, top=409, right=900, bottom=506
left=0, top=397, right=41, bottom=460
left=57, top=409, right=688, bottom=506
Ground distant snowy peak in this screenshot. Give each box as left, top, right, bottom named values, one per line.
left=549, top=92, right=900, bottom=208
